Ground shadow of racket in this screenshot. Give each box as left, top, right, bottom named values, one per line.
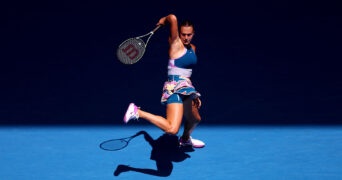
left=99, top=132, right=141, bottom=151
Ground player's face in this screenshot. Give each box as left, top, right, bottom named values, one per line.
left=179, top=26, right=194, bottom=45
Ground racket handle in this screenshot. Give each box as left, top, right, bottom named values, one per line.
left=151, top=25, right=162, bottom=34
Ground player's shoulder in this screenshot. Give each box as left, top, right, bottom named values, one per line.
left=190, top=44, right=196, bottom=51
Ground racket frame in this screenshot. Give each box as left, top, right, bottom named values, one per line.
left=116, top=25, right=162, bottom=64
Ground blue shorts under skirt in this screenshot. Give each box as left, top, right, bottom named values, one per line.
left=161, top=75, right=201, bottom=105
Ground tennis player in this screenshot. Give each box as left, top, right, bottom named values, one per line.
left=123, top=14, right=205, bottom=148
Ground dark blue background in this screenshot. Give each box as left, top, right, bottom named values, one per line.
left=2, top=0, right=341, bottom=125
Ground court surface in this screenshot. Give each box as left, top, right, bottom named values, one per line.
left=1, top=125, right=342, bottom=180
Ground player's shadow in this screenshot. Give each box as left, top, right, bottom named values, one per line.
left=114, top=131, right=194, bottom=177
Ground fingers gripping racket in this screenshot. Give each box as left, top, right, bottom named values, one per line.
left=99, top=134, right=138, bottom=151
left=116, top=25, right=162, bottom=64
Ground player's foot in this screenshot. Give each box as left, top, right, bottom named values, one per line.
left=179, top=136, right=205, bottom=148
left=123, top=103, right=139, bottom=123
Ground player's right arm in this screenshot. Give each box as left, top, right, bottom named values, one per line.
left=157, top=14, right=184, bottom=59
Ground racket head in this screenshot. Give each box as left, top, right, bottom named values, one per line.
left=99, top=139, right=129, bottom=151
left=116, top=38, right=146, bottom=64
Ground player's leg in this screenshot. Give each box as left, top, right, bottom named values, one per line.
left=138, top=103, right=183, bottom=135
left=124, top=93, right=184, bottom=134
left=180, top=97, right=205, bottom=148
left=182, top=97, right=201, bottom=139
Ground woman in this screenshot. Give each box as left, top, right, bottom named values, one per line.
left=123, top=14, right=205, bottom=148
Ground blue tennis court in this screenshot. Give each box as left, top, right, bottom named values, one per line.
left=3, top=0, right=342, bottom=179
left=1, top=125, right=341, bottom=180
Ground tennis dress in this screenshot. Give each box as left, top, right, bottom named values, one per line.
left=161, top=47, right=201, bottom=105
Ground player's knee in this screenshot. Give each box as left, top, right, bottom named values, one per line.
left=165, top=126, right=180, bottom=135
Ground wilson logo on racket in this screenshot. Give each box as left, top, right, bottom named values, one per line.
left=121, top=44, right=139, bottom=60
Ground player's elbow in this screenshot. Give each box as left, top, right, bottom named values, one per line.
left=166, top=14, right=177, bottom=23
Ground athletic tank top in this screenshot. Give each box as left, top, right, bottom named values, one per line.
left=168, top=47, right=197, bottom=77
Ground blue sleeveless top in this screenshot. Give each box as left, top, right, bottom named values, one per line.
left=168, top=47, right=197, bottom=77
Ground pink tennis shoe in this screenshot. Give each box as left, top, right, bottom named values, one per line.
left=123, top=103, right=139, bottom=123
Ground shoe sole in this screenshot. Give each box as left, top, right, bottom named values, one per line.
left=193, top=144, right=205, bottom=148
left=180, top=138, right=205, bottom=148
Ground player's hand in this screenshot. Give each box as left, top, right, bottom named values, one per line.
left=157, top=17, right=167, bottom=26
left=193, top=97, right=202, bottom=109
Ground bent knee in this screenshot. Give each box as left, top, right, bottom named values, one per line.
left=165, top=126, right=180, bottom=135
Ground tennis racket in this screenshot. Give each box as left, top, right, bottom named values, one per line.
left=99, top=134, right=137, bottom=151
left=116, top=25, right=162, bottom=64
